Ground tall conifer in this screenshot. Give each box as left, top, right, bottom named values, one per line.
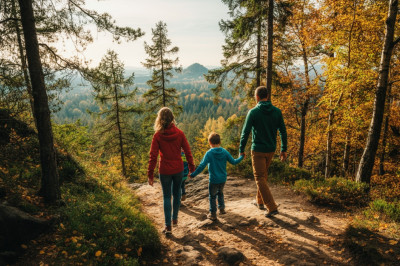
left=142, top=21, right=181, bottom=112
left=87, top=50, right=142, bottom=177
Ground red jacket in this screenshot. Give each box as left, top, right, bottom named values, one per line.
left=148, top=124, right=195, bottom=181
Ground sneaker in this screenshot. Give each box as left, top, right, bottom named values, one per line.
left=172, top=219, right=178, bottom=226
left=207, top=212, right=217, bottom=221
left=181, top=194, right=186, bottom=201
left=265, top=210, right=279, bottom=218
left=162, top=226, right=172, bottom=235
left=252, top=200, right=266, bottom=210
left=219, top=208, right=226, bottom=215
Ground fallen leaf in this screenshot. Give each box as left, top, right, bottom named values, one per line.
left=137, top=247, right=142, bottom=256
left=95, top=250, right=102, bottom=257
left=388, top=240, right=398, bottom=245
left=21, top=244, right=28, bottom=249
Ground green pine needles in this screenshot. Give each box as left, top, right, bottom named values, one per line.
left=86, top=50, right=142, bottom=177
left=142, top=21, right=182, bottom=113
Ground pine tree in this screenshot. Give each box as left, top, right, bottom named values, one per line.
left=87, top=50, right=142, bottom=177
left=0, top=0, right=144, bottom=119
left=205, top=0, right=268, bottom=101
left=142, top=21, right=182, bottom=113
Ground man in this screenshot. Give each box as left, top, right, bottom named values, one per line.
left=239, top=86, right=287, bottom=217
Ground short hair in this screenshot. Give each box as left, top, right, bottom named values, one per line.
left=208, top=132, right=221, bottom=145
left=255, top=86, right=269, bottom=100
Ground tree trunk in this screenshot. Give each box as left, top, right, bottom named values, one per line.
left=160, top=33, right=166, bottom=107
left=379, top=113, right=390, bottom=175
left=325, top=108, right=334, bottom=178
left=298, top=45, right=311, bottom=168
left=342, top=133, right=350, bottom=176
left=12, top=0, right=35, bottom=126
left=341, top=0, right=356, bottom=178
left=298, top=100, right=308, bottom=168
left=18, top=0, right=60, bottom=202
left=111, top=62, right=126, bottom=177
left=356, top=0, right=398, bottom=184
left=256, top=17, right=262, bottom=88
left=266, top=0, right=274, bottom=100
left=379, top=84, right=392, bottom=175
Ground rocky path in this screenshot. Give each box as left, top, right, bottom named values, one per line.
left=135, top=175, right=353, bottom=265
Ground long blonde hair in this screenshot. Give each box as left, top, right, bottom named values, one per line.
left=154, top=107, right=176, bottom=132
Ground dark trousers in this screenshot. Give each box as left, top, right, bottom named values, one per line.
left=208, top=182, right=225, bottom=213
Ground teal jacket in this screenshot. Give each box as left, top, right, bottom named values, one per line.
left=190, top=147, right=244, bottom=184
left=181, top=152, right=189, bottom=180
left=239, top=101, right=287, bottom=153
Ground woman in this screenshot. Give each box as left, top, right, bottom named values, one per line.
left=148, top=107, right=195, bottom=234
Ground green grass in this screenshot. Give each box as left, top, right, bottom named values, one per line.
left=293, top=177, right=369, bottom=208
left=268, top=159, right=312, bottom=184
left=365, top=199, right=400, bottom=223
left=55, top=168, right=161, bottom=265
left=0, top=119, right=161, bottom=265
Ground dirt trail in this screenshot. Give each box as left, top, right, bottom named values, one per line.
left=135, top=175, right=353, bottom=265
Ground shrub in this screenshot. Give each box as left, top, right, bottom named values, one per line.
left=230, top=157, right=313, bottom=183
left=370, top=174, right=400, bottom=202
left=293, top=177, right=369, bottom=208
left=268, top=159, right=312, bottom=183
left=366, top=199, right=400, bottom=223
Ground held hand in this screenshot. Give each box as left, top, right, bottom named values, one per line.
left=280, top=151, right=288, bottom=162
left=148, top=178, right=154, bottom=186
left=240, top=152, right=246, bottom=159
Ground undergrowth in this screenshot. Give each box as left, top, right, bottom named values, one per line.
left=293, top=177, right=369, bottom=208
left=0, top=118, right=161, bottom=265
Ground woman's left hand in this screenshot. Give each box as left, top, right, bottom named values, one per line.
left=148, top=178, right=154, bottom=186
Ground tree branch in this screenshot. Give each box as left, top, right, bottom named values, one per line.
left=0, top=17, right=19, bottom=24
left=393, top=36, right=400, bottom=46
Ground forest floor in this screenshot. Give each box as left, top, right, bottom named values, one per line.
left=135, top=174, right=355, bottom=265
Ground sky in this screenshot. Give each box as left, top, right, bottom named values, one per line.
left=79, top=0, right=230, bottom=68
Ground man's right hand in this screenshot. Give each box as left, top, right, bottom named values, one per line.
left=280, top=151, right=288, bottom=162
left=240, top=152, right=246, bottom=159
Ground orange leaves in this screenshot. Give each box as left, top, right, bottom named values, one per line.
left=137, top=246, right=143, bottom=256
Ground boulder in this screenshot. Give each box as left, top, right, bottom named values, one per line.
left=217, top=247, right=245, bottom=265
left=0, top=202, right=50, bottom=251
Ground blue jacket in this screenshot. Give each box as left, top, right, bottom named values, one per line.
left=190, top=147, right=244, bottom=184
left=181, top=152, right=189, bottom=180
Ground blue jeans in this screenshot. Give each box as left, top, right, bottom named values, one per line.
left=159, top=171, right=183, bottom=226
left=208, top=182, right=225, bottom=213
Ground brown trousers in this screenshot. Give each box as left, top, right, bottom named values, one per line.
left=251, top=151, right=278, bottom=212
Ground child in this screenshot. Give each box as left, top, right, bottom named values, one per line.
left=190, top=132, right=244, bottom=220
left=181, top=150, right=189, bottom=201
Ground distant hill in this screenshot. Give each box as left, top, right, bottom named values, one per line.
left=180, top=63, right=209, bottom=80
left=133, top=63, right=209, bottom=84
left=64, top=63, right=210, bottom=93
